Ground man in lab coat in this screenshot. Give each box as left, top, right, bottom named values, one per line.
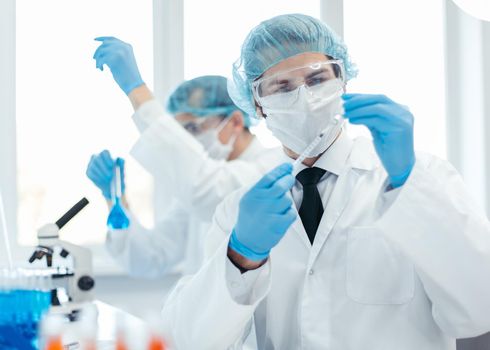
left=88, top=44, right=282, bottom=279
left=160, top=14, right=490, bottom=350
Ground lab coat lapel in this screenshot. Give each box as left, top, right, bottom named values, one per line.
left=306, top=136, right=379, bottom=268
left=307, top=165, right=360, bottom=268
left=289, top=204, right=313, bottom=250
left=288, top=136, right=358, bottom=253
left=287, top=135, right=380, bottom=258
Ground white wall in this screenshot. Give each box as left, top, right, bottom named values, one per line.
left=445, top=0, right=490, bottom=215
left=0, top=0, right=17, bottom=261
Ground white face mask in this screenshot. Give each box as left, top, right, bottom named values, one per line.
left=195, top=118, right=237, bottom=160
left=262, top=79, right=345, bottom=158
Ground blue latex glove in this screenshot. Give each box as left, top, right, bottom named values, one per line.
left=229, top=163, right=297, bottom=261
left=343, top=93, right=416, bottom=188
left=93, top=36, right=144, bottom=95
left=86, top=150, right=125, bottom=199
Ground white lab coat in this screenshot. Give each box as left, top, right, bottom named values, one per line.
left=105, top=99, right=282, bottom=278
left=161, top=133, right=490, bottom=350
left=106, top=201, right=202, bottom=278
left=129, top=100, right=283, bottom=221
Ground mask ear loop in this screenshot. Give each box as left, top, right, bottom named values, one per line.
left=227, top=130, right=239, bottom=148
left=216, top=116, right=239, bottom=148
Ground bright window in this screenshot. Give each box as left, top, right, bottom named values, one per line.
left=183, top=0, right=321, bottom=148
left=344, top=0, right=447, bottom=158
left=16, top=0, right=154, bottom=246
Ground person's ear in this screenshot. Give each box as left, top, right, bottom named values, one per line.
left=229, top=110, right=245, bottom=131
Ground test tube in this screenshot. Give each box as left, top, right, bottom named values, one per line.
left=115, top=163, right=123, bottom=200
left=107, top=158, right=130, bottom=230
left=292, top=115, right=343, bottom=168
left=78, top=304, right=98, bottom=350
left=40, top=313, right=65, bottom=350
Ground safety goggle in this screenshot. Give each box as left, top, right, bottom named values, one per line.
left=179, top=115, right=226, bottom=136
left=252, top=60, right=346, bottom=109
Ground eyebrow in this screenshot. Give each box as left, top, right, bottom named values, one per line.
left=267, top=78, right=291, bottom=87
left=260, top=79, right=290, bottom=94
left=262, top=66, right=332, bottom=91
left=271, top=68, right=329, bottom=86
left=305, top=68, right=328, bottom=80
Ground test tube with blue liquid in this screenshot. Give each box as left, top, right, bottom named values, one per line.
left=107, top=158, right=130, bottom=230
left=0, top=190, right=52, bottom=349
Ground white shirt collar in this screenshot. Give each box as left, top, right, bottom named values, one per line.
left=237, top=136, right=264, bottom=161
left=293, top=129, right=353, bottom=177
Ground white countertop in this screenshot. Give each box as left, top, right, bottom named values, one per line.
left=60, top=300, right=146, bottom=350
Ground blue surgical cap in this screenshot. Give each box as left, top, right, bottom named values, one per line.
left=166, top=75, right=254, bottom=127
left=228, top=13, right=358, bottom=118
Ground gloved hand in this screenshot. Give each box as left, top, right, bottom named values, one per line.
left=86, top=150, right=125, bottom=199
left=93, top=37, right=144, bottom=95
left=342, top=93, right=416, bottom=188
left=229, top=163, right=297, bottom=261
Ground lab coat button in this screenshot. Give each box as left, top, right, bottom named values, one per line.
left=309, top=269, right=314, bottom=275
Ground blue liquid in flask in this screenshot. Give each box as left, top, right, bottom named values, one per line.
left=107, top=160, right=130, bottom=230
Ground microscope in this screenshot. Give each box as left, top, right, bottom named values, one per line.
left=28, top=197, right=95, bottom=320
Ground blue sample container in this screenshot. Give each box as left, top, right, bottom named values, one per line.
left=0, top=269, right=52, bottom=350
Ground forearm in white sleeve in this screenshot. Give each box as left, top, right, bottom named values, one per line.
left=131, top=99, right=168, bottom=133
left=106, top=207, right=190, bottom=278
left=375, top=155, right=490, bottom=338
left=105, top=212, right=143, bottom=271
left=225, top=256, right=269, bottom=305
left=161, top=239, right=271, bottom=350
left=162, top=187, right=268, bottom=349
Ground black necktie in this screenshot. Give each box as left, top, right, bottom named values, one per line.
left=296, top=167, right=327, bottom=244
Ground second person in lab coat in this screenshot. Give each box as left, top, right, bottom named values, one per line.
left=86, top=74, right=281, bottom=278
left=92, top=37, right=283, bottom=223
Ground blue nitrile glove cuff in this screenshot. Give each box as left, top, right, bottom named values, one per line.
left=229, top=229, right=270, bottom=262
left=389, top=157, right=416, bottom=188
left=122, top=78, right=144, bottom=95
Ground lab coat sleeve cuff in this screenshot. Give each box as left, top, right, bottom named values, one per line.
left=131, top=99, right=168, bottom=133
left=225, top=256, right=271, bottom=305
left=105, top=212, right=141, bottom=257
left=105, top=229, right=128, bottom=255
